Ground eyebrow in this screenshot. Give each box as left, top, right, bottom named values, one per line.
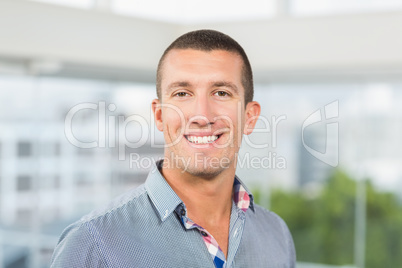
left=167, top=81, right=191, bottom=91
left=211, top=81, right=239, bottom=95
left=166, top=81, right=240, bottom=95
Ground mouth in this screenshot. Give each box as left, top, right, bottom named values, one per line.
left=185, top=134, right=222, bottom=144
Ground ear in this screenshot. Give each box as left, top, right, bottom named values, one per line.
left=152, top=99, right=163, bottom=131
left=243, top=101, right=261, bottom=135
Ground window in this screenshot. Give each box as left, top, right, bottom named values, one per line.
left=290, top=0, right=402, bottom=16
left=40, top=175, right=61, bottom=189
left=42, top=142, right=61, bottom=157
left=16, top=209, right=33, bottom=225
left=17, top=141, right=32, bottom=157
left=75, top=173, right=92, bottom=186
left=112, top=0, right=275, bottom=23
left=28, top=0, right=93, bottom=9
left=17, top=175, right=32, bottom=191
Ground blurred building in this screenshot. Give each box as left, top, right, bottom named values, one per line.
left=0, top=86, right=163, bottom=267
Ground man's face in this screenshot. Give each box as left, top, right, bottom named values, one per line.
left=152, top=49, right=260, bottom=178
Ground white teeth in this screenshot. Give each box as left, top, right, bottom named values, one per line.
left=186, top=135, right=219, bottom=144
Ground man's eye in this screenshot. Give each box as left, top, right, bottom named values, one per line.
left=215, top=91, right=229, bottom=97
left=175, top=92, right=189, bottom=97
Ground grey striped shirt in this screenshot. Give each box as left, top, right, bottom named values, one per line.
left=51, top=161, right=296, bottom=268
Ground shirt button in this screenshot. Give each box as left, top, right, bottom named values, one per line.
left=181, top=209, right=186, bottom=216
left=200, top=231, right=208, bottom=237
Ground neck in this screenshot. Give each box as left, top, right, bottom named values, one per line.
left=161, top=162, right=235, bottom=225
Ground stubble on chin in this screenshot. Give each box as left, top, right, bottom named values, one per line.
left=163, top=149, right=236, bottom=180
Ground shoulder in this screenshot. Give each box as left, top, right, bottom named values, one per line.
left=81, top=183, right=148, bottom=222
left=51, top=184, right=151, bottom=267
left=64, top=183, right=150, bottom=235
left=248, top=203, right=294, bottom=242
left=251, top=204, right=290, bottom=231
left=245, top=203, right=296, bottom=266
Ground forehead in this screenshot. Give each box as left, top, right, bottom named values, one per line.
left=160, top=49, right=244, bottom=88
left=162, top=48, right=242, bottom=68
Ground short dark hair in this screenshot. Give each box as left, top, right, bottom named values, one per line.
left=156, top=29, right=254, bottom=105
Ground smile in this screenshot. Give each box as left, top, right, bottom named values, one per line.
left=185, top=135, right=220, bottom=144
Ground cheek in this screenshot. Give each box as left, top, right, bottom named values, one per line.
left=221, top=107, right=243, bottom=129
left=162, top=107, right=186, bottom=129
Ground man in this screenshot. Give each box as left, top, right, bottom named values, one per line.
left=51, top=29, right=296, bottom=268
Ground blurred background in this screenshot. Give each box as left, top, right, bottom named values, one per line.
left=1, top=0, right=402, bottom=267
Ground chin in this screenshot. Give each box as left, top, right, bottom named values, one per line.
left=185, top=167, right=225, bottom=180
left=186, top=158, right=232, bottom=178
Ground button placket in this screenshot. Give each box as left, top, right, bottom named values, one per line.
left=227, top=211, right=245, bottom=267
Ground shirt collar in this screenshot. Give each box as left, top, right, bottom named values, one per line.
left=145, top=160, right=255, bottom=222
left=233, top=175, right=255, bottom=212
left=145, top=160, right=183, bottom=222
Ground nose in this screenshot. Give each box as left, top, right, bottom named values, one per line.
left=188, top=94, right=214, bottom=127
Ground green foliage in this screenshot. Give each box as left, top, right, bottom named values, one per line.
left=253, top=169, right=402, bottom=267
left=365, top=180, right=402, bottom=267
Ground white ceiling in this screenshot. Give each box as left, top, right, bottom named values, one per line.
left=2, top=0, right=402, bottom=83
